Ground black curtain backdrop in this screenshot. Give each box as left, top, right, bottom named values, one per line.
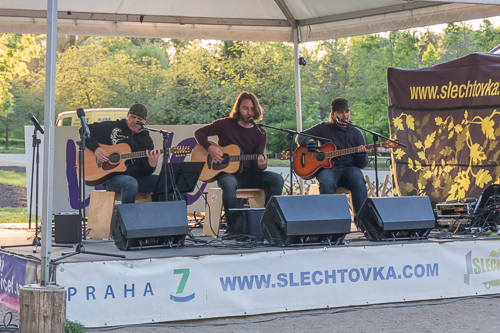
left=387, top=53, right=500, bottom=205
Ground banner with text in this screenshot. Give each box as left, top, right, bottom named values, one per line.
left=387, top=52, right=500, bottom=203
left=57, top=240, right=500, bottom=327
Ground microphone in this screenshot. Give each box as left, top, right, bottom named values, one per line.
left=335, top=115, right=348, bottom=125
left=134, top=119, right=145, bottom=126
left=76, top=108, right=90, bottom=138
left=248, top=117, right=263, bottom=134
left=27, top=112, right=44, bottom=134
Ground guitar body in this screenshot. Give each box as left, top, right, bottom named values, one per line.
left=293, top=142, right=338, bottom=180
left=192, top=142, right=244, bottom=182
left=79, top=143, right=131, bottom=186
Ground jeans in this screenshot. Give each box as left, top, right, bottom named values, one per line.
left=316, top=166, right=367, bottom=215
left=104, top=174, right=159, bottom=204
left=217, top=169, right=284, bottom=228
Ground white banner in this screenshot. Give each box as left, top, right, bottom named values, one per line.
left=56, top=240, right=500, bottom=327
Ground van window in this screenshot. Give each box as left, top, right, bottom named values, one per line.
left=61, top=117, right=72, bottom=126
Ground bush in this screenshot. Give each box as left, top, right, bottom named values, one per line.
left=0, top=138, right=25, bottom=147
left=65, top=319, right=86, bottom=333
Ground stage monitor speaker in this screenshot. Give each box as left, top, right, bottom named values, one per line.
left=230, top=208, right=265, bottom=238
left=355, top=196, right=435, bottom=241
left=54, top=212, right=81, bottom=244
left=260, top=195, right=351, bottom=247
left=111, top=201, right=188, bottom=250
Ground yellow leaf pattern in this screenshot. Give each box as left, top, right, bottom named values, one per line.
left=390, top=108, right=500, bottom=203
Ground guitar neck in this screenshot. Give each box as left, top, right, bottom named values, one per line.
left=230, top=153, right=283, bottom=161
left=121, top=148, right=166, bottom=161
left=325, top=143, right=383, bottom=158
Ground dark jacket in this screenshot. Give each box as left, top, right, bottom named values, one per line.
left=296, top=121, right=369, bottom=169
left=86, top=119, right=156, bottom=178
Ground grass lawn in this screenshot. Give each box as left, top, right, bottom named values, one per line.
left=0, top=148, right=25, bottom=154
left=0, top=207, right=30, bottom=223
left=0, top=169, right=29, bottom=223
left=0, top=170, right=27, bottom=187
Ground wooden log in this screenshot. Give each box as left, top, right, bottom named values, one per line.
left=20, top=284, right=66, bottom=333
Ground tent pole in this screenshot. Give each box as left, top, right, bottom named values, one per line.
left=41, top=0, right=58, bottom=285
left=293, top=27, right=304, bottom=194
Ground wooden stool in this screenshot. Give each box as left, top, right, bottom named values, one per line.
left=114, top=192, right=152, bottom=203
left=202, top=188, right=266, bottom=237
left=308, top=183, right=354, bottom=216
left=87, top=190, right=152, bottom=239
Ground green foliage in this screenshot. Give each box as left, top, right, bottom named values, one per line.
left=65, top=319, right=87, bottom=333
left=0, top=148, right=25, bottom=153
left=0, top=207, right=29, bottom=223
left=0, top=170, right=26, bottom=187
left=2, top=21, right=500, bottom=148
left=0, top=138, right=25, bottom=146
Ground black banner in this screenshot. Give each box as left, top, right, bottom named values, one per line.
left=387, top=53, right=500, bottom=204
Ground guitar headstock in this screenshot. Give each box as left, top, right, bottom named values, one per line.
left=279, top=151, right=292, bottom=160
left=171, top=146, right=192, bottom=156
left=382, top=140, right=400, bottom=149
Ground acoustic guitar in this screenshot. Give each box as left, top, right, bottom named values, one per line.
left=80, top=143, right=192, bottom=186
left=191, top=141, right=290, bottom=182
left=293, top=140, right=399, bottom=180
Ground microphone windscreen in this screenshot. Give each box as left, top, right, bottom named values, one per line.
left=76, top=108, right=85, bottom=117
left=27, top=112, right=34, bottom=119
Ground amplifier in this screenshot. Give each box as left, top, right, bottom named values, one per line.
left=54, top=212, right=81, bottom=244
left=435, top=202, right=471, bottom=218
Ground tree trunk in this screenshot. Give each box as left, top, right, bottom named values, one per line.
left=5, top=123, right=9, bottom=149
left=20, top=284, right=66, bottom=333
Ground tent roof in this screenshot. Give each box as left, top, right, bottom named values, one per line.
left=1, top=1, right=500, bottom=42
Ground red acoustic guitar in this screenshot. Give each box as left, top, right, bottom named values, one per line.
left=293, top=140, right=399, bottom=180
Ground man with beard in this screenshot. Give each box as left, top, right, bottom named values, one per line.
left=296, top=97, right=368, bottom=216
left=86, top=103, right=161, bottom=204
left=195, top=92, right=284, bottom=235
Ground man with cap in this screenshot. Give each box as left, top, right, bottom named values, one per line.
left=296, top=97, right=369, bottom=215
left=86, top=103, right=161, bottom=204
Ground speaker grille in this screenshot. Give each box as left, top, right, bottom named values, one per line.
left=260, top=195, right=351, bottom=247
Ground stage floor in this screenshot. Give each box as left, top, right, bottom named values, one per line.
left=1, top=222, right=498, bottom=263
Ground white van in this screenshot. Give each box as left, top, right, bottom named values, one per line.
left=56, top=108, right=129, bottom=126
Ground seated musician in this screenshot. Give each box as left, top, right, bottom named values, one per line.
left=296, top=97, right=368, bottom=215
left=86, top=104, right=161, bottom=203
left=194, top=91, right=284, bottom=235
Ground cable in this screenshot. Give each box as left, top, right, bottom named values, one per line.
left=0, top=312, right=19, bottom=333
left=86, top=294, right=500, bottom=331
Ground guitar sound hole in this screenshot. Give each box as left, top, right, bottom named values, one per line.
left=221, top=154, right=230, bottom=165
left=108, top=153, right=120, bottom=164
left=316, top=152, right=325, bottom=162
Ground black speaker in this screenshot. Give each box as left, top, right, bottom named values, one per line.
left=110, top=201, right=188, bottom=250
left=355, top=196, right=435, bottom=241
left=54, top=212, right=81, bottom=244
left=260, top=195, right=351, bottom=247
left=230, top=208, right=265, bottom=238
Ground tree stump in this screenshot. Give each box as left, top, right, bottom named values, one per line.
left=20, top=284, right=66, bottom=333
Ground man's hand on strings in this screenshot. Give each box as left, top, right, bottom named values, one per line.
left=146, top=149, right=161, bottom=168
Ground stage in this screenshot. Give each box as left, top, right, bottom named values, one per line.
left=2, top=222, right=500, bottom=328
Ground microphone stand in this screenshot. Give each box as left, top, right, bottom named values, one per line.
left=141, top=125, right=174, bottom=201
left=52, top=127, right=126, bottom=262
left=257, top=123, right=331, bottom=195
left=340, top=120, right=405, bottom=197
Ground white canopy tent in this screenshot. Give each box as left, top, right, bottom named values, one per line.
left=2, top=0, right=500, bottom=283
left=2, top=1, right=500, bottom=42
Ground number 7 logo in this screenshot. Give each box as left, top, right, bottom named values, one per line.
left=170, top=268, right=196, bottom=302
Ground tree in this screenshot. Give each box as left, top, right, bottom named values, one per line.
left=0, top=33, right=41, bottom=147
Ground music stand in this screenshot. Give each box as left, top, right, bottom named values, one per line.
left=155, top=162, right=204, bottom=198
